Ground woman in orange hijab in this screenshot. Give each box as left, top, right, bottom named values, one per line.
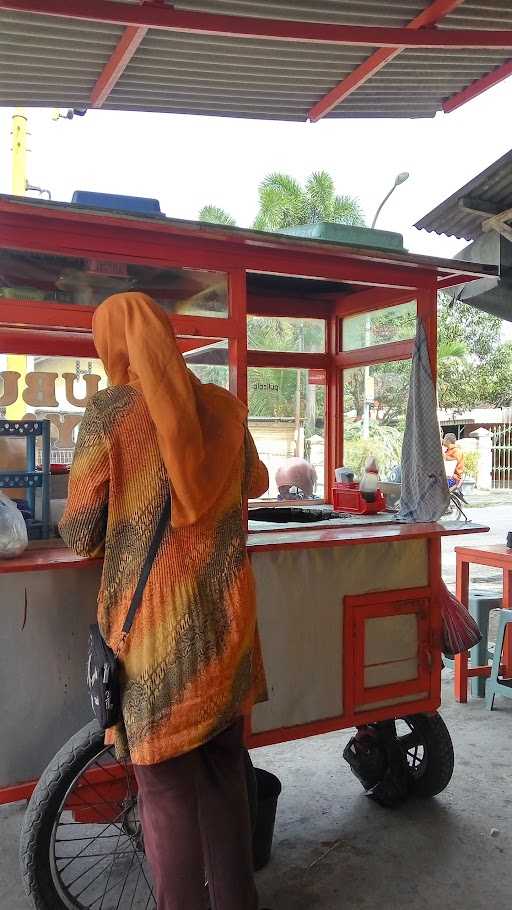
left=60, top=293, right=269, bottom=910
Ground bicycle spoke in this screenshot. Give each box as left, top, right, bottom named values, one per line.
left=71, top=774, right=130, bottom=814
left=114, top=842, right=138, bottom=910
left=76, top=845, right=141, bottom=906
left=83, top=756, right=120, bottom=782
left=98, top=800, right=127, bottom=910
left=130, top=850, right=154, bottom=898
left=83, top=753, right=134, bottom=791
left=56, top=832, right=125, bottom=842
left=64, top=849, right=120, bottom=893
left=88, top=852, right=146, bottom=910
left=128, top=862, right=144, bottom=910
left=56, top=808, right=128, bottom=873
left=59, top=850, right=140, bottom=860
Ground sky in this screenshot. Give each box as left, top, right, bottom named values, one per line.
left=0, top=77, right=511, bottom=262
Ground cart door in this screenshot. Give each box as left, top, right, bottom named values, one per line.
left=344, top=588, right=433, bottom=715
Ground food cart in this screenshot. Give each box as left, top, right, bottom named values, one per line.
left=0, top=193, right=493, bottom=909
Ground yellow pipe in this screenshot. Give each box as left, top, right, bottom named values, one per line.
left=8, top=110, right=28, bottom=411
left=5, top=354, right=28, bottom=419
left=11, top=108, right=28, bottom=196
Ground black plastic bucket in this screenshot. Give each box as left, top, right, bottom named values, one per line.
left=252, top=768, right=282, bottom=871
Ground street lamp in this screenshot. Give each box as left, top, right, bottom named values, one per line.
left=371, top=172, right=410, bottom=229
left=362, top=170, right=409, bottom=441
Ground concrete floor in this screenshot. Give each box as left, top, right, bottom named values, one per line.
left=2, top=673, right=511, bottom=910
left=256, top=674, right=512, bottom=909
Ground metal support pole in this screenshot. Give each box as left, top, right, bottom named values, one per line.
left=11, top=109, right=28, bottom=196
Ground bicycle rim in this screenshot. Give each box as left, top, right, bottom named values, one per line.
left=49, top=743, right=156, bottom=910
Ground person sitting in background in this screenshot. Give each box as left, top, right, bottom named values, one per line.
left=442, top=433, right=465, bottom=489
left=275, top=457, right=317, bottom=500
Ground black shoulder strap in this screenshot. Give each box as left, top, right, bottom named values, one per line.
left=121, top=494, right=171, bottom=639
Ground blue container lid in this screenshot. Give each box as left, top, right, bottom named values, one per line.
left=71, top=191, right=161, bottom=215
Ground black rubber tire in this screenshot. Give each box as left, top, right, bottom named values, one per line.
left=20, top=720, right=106, bottom=910
left=20, top=721, right=259, bottom=910
left=401, top=712, right=454, bottom=798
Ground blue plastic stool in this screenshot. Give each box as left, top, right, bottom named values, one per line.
left=486, top=610, right=512, bottom=710
left=444, top=591, right=502, bottom=696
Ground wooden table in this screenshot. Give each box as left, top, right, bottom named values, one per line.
left=455, top=544, right=512, bottom=702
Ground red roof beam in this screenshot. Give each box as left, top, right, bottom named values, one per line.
left=443, top=58, right=512, bottom=112
left=90, top=0, right=167, bottom=107
left=5, top=0, right=512, bottom=49
left=436, top=273, right=482, bottom=290
left=309, top=0, right=466, bottom=122
left=90, top=25, right=147, bottom=108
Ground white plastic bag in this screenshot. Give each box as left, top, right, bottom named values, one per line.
left=0, top=492, right=28, bottom=559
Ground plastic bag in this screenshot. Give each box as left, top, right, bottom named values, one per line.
left=440, top=580, right=482, bottom=657
left=0, top=492, right=28, bottom=559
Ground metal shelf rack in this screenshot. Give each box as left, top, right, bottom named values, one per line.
left=0, top=419, right=51, bottom=539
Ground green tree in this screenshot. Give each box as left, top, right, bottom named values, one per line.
left=437, top=296, right=512, bottom=411
left=344, top=424, right=404, bottom=479
left=253, top=171, right=364, bottom=231
left=247, top=316, right=325, bottom=420
left=198, top=205, right=236, bottom=226
left=198, top=170, right=364, bottom=232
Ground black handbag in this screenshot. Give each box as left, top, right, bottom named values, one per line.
left=87, top=495, right=171, bottom=730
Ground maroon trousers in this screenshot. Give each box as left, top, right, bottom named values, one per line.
left=134, top=720, right=258, bottom=910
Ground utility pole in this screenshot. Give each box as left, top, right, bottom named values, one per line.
left=11, top=108, right=28, bottom=196
left=362, top=315, right=372, bottom=439
left=7, top=110, right=29, bottom=418
left=294, top=321, right=304, bottom=457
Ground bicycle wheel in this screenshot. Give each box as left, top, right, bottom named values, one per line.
left=20, top=721, right=155, bottom=910
left=21, top=721, right=259, bottom=909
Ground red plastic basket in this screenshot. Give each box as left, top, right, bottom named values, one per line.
left=332, top=483, right=386, bottom=514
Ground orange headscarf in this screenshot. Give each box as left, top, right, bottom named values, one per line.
left=92, top=292, right=247, bottom=527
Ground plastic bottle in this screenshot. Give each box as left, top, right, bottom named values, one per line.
left=359, top=457, right=379, bottom=502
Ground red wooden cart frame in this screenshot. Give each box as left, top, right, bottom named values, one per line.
left=0, top=196, right=489, bottom=805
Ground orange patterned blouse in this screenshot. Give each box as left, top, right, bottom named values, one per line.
left=60, top=385, right=268, bottom=765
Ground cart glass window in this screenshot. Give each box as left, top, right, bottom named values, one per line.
left=0, top=353, right=107, bottom=463
left=342, top=301, right=416, bottom=351
left=248, top=316, right=325, bottom=353
left=0, top=342, right=231, bottom=464
left=248, top=367, right=326, bottom=500
left=182, top=339, right=229, bottom=388
left=0, top=249, right=228, bottom=316
left=343, top=359, right=412, bottom=482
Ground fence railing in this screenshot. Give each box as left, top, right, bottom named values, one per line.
left=36, top=447, right=75, bottom=466
left=491, top=419, right=512, bottom=489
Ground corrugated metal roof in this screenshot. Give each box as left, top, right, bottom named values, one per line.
left=0, top=10, right=124, bottom=107
left=106, top=30, right=372, bottom=120
left=415, top=149, right=512, bottom=240
left=174, top=1, right=429, bottom=26
left=177, top=0, right=512, bottom=29
left=0, top=2, right=512, bottom=119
